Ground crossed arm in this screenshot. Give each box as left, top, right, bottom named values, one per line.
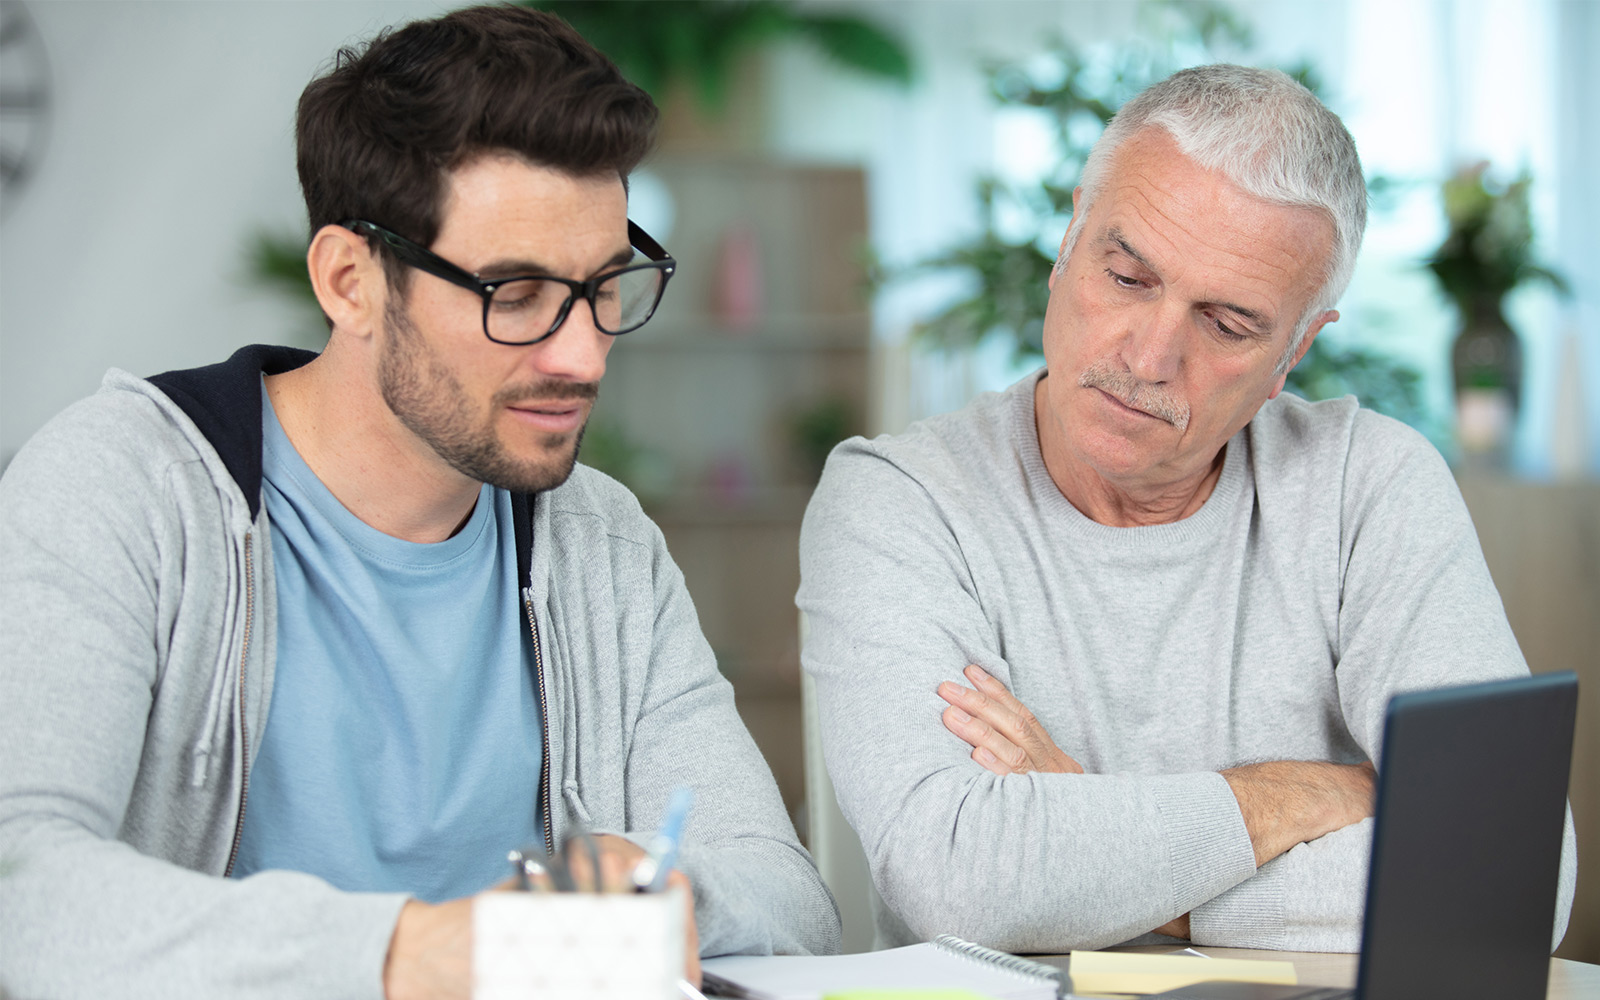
left=937, top=663, right=1376, bottom=940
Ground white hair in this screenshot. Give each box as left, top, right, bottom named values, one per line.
left=1056, top=65, right=1367, bottom=374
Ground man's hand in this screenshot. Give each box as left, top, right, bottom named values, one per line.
left=565, top=835, right=701, bottom=987
left=1222, top=760, right=1376, bottom=868
left=385, top=897, right=472, bottom=1000
left=382, top=835, right=702, bottom=1000
left=938, top=664, right=1084, bottom=775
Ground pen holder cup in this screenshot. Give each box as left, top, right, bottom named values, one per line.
left=473, top=887, right=687, bottom=1000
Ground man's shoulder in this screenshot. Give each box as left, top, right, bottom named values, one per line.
left=3, top=345, right=311, bottom=517
left=1251, top=392, right=1438, bottom=476
left=4, top=370, right=215, bottom=495
left=1254, top=388, right=1433, bottom=457
left=0, top=370, right=247, bottom=586
left=542, top=463, right=659, bottom=549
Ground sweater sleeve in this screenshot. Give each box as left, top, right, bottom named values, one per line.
left=619, top=519, right=841, bottom=958
left=797, top=441, right=1258, bottom=952
left=1333, top=412, right=1575, bottom=950
left=0, top=393, right=407, bottom=1000
left=1193, top=409, right=1577, bottom=951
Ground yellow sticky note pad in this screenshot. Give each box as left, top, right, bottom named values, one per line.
left=1068, top=951, right=1298, bottom=995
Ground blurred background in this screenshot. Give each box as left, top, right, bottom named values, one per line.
left=1, top=0, right=1595, bottom=963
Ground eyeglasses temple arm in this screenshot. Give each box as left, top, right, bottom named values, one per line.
left=628, top=220, right=672, bottom=263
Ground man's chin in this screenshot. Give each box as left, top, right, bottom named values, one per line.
left=496, top=428, right=586, bottom=494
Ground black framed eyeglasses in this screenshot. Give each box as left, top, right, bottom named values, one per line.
left=343, top=218, right=676, bottom=345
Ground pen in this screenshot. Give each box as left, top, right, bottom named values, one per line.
left=632, top=786, right=693, bottom=892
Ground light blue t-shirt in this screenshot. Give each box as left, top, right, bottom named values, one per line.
left=232, top=388, right=542, bottom=902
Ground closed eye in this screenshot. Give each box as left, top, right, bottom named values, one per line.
left=1105, top=268, right=1146, bottom=289
left=1207, top=311, right=1250, bottom=343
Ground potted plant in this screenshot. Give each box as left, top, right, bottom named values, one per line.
left=1426, top=162, right=1567, bottom=462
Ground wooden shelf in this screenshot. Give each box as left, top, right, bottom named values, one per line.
left=599, top=158, right=871, bottom=819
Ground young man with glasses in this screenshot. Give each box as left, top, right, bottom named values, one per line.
left=0, top=7, right=839, bottom=998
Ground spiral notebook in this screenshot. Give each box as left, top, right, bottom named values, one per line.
left=700, top=934, right=1066, bottom=999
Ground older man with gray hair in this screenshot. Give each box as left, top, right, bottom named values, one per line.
left=799, top=65, right=1576, bottom=953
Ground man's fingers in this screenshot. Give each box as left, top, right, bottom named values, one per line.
left=938, top=678, right=1081, bottom=774
left=598, top=848, right=633, bottom=892
left=938, top=679, right=1022, bottom=737
left=960, top=667, right=1086, bottom=774
left=972, top=745, right=1009, bottom=775
left=959, top=667, right=1056, bottom=752
left=558, top=834, right=648, bottom=893
left=941, top=704, right=1028, bottom=773
left=945, top=673, right=1056, bottom=755
left=665, top=869, right=701, bottom=986
left=964, top=664, right=1024, bottom=711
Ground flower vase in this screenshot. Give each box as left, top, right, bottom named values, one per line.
left=1450, top=296, right=1522, bottom=467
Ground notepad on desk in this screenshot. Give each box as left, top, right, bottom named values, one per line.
left=1066, top=951, right=1298, bottom=996
left=700, top=936, right=1064, bottom=1000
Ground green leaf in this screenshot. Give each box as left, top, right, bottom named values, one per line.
left=245, top=230, right=316, bottom=307
left=793, top=15, right=914, bottom=84
left=525, top=0, right=911, bottom=112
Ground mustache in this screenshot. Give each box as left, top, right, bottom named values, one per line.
left=493, top=380, right=600, bottom=408
left=1077, top=360, right=1190, bottom=431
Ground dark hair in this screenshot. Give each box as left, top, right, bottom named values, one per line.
left=295, top=3, right=657, bottom=285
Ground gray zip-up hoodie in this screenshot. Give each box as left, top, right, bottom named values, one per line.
left=0, top=345, right=839, bottom=999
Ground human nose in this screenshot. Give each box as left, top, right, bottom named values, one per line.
left=530, top=296, right=612, bottom=383
left=1120, top=301, right=1185, bottom=384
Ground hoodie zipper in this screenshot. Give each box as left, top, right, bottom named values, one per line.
left=526, top=598, right=555, bottom=854
left=223, top=532, right=255, bottom=878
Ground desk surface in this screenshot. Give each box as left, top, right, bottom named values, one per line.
left=1098, top=945, right=1600, bottom=999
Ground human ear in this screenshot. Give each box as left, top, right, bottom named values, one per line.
left=307, top=224, right=384, bottom=341
left=1048, top=186, right=1086, bottom=292
left=1267, top=310, right=1338, bottom=399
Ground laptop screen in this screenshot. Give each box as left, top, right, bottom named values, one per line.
left=1357, top=671, right=1576, bottom=1000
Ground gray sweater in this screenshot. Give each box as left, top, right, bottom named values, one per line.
left=0, top=348, right=839, bottom=999
left=798, top=370, right=1575, bottom=954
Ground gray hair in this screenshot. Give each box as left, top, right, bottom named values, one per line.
left=1056, top=65, right=1366, bottom=374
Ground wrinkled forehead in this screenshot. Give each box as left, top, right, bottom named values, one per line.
left=1095, top=132, right=1334, bottom=314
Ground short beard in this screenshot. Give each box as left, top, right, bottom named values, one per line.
left=377, top=295, right=598, bottom=495
left=1077, top=359, right=1191, bottom=431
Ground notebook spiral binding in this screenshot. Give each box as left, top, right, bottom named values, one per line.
left=932, top=934, right=1073, bottom=998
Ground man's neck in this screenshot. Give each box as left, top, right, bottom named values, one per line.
left=1033, top=376, right=1225, bottom=528
left=264, top=351, right=482, bottom=543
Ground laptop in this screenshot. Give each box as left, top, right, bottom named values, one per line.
left=1147, top=671, right=1577, bottom=1000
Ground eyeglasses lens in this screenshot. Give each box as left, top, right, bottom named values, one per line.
left=487, top=266, right=665, bottom=343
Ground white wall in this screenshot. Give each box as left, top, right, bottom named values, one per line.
left=0, top=0, right=442, bottom=468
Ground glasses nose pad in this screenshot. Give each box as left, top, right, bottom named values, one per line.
left=546, top=292, right=579, bottom=338
left=575, top=288, right=614, bottom=334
